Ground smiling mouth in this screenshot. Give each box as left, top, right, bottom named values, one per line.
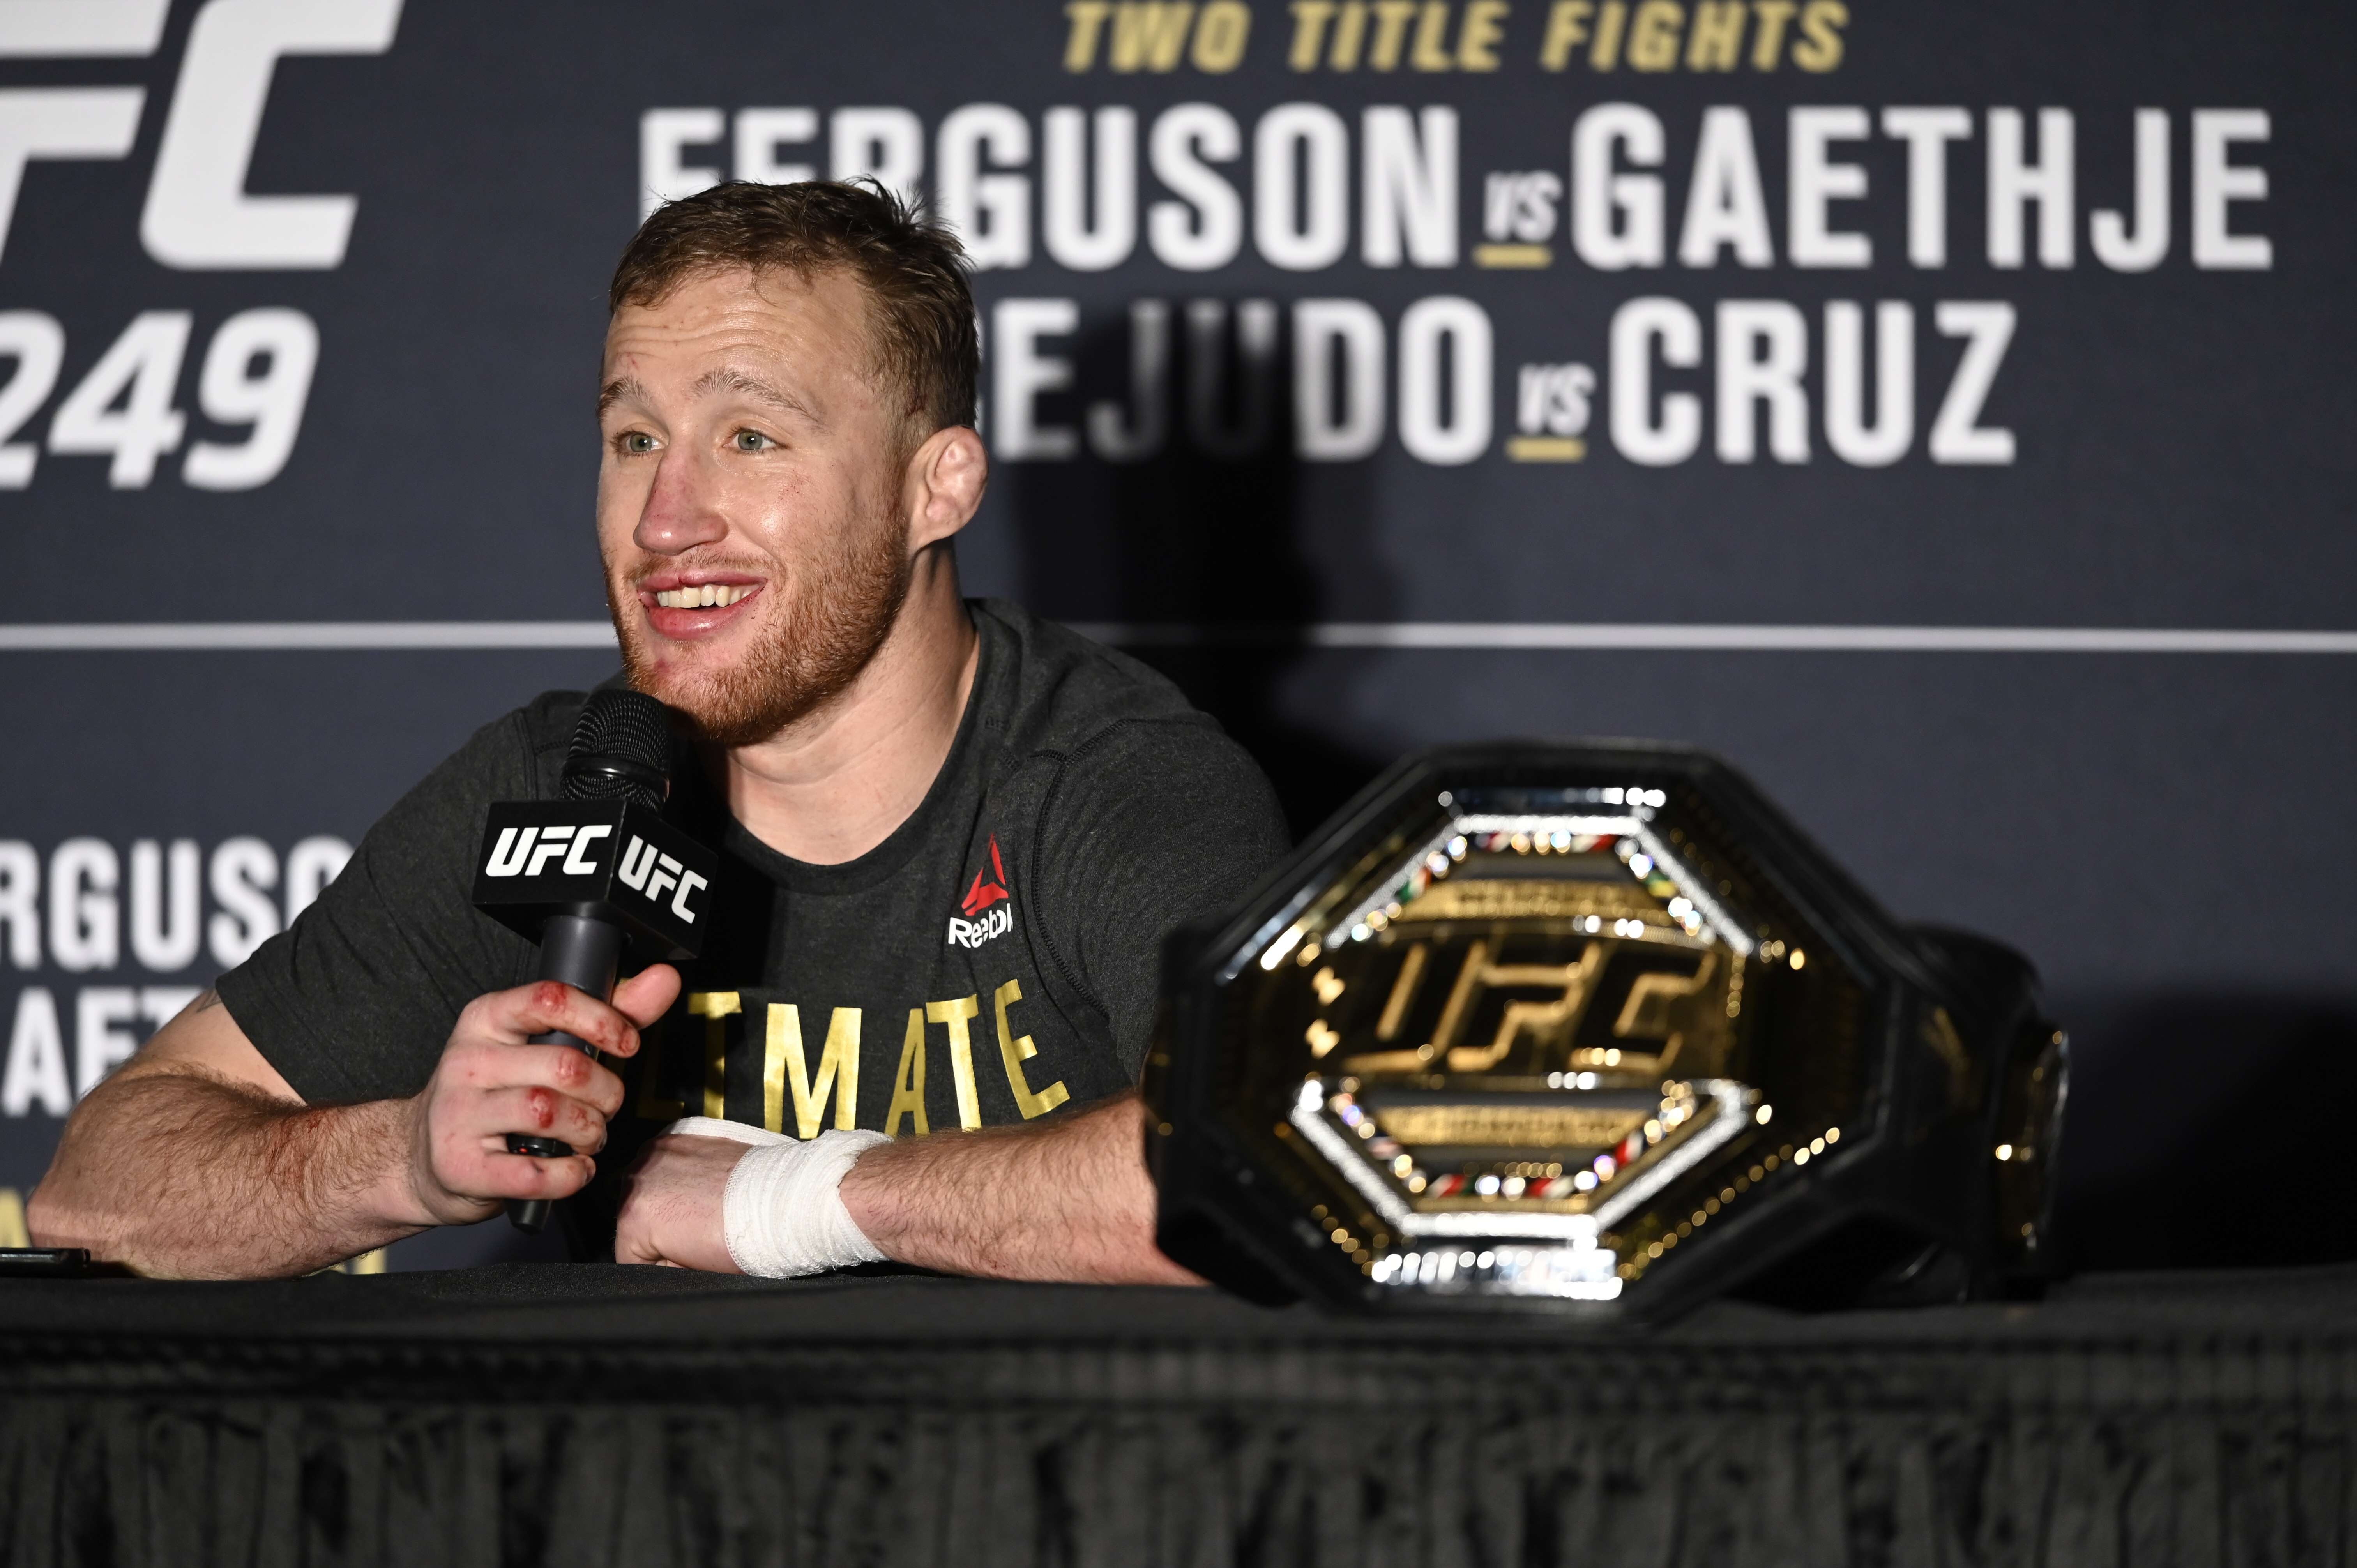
left=651, top=584, right=759, bottom=609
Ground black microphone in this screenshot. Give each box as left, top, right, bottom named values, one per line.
left=470, top=690, right=716, bottom=1234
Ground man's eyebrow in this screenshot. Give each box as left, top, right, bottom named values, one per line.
left=596, top=376, right=647, bottom=418
left=691, top=366, right=823, bottom=426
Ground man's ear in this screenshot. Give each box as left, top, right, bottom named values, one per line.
left=905, top=425, right=989, bottom=553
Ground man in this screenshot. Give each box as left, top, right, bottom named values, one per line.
left=30, top=181, right=1290, bottom=1280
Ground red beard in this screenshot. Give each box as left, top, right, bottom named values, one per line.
left=606, top=509, right=912, bottom=747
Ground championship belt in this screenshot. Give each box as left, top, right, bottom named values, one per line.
left=1146, top=742, right=2067, bottom=1321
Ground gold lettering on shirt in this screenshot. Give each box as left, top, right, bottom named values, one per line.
left=993, top=978, right=1070, bottom=1119
left=926, top=994, right=985, bottom=1130
left=885, top=1005, right=930, bottom=1137
left=686, top=992, right=741, bottom=1118
left=767, top=1003, right=862, bottom=1137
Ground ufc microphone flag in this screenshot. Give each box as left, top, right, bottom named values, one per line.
left=471, top=802, right=714, bottom=962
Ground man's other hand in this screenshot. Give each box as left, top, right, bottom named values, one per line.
left=613, top=1092, right=1202, bottom=1282
left=404, top=965, right=680, bottom=1225
left=613, top=1131, right=746, bottom=1270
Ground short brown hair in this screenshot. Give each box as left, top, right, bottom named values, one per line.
left=609, top=179, right=979, bottom=433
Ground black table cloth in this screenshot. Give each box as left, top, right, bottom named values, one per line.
left=3, top=1262, right=2353, bottom=1566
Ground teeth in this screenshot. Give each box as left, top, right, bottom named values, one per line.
left=654, top=584, right=756, bottom=609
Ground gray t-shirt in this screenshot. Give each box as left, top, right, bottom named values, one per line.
left=220, top=600, right=1289, bottom=1236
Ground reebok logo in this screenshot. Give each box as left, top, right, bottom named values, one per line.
left=947, top=905, right=1011, bottom=948
left=960, top=835, right=1010, bottom=915
left=947, top=835, right=1013, bottom=948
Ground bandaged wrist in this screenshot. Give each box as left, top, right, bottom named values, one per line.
left=713, top=1124, right=889, bottom=1278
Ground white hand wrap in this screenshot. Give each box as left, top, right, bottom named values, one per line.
left=661, top=1117, right=888, bottom=1278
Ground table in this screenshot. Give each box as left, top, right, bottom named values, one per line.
left=4, top=1262, right=2353, bottom=1566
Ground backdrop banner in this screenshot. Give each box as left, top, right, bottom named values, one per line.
left=0, top=0, right=2348, bottom=1273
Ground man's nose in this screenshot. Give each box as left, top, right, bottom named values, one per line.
left=633, top=448, right=728, bottom=556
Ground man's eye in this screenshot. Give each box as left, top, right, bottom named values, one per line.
left=732, top=429, right=773, bottom=452
left=618, top=432, right=656, bottom=455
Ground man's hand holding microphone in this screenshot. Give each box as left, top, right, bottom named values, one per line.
left=25, top=691, right=711, bottom=1277
left=397, top=966, right=680, bottom=1228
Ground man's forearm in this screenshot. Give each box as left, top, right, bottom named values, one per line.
left=29, top=1066, right=425, bottom=1279
left=837, top=1090, right=1199, bottom=1285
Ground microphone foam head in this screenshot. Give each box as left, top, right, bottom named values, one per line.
left=563, top=689, right=673, bottom=810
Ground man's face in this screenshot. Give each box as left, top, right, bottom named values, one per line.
left=597, top=265, right=913, bottom=746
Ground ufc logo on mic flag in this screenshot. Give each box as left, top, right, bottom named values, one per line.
left=472, top=801, right=715, bottom=961
left=483, top=823, right=613, bottom=879
left=614, top=834, right=704, bottom=922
